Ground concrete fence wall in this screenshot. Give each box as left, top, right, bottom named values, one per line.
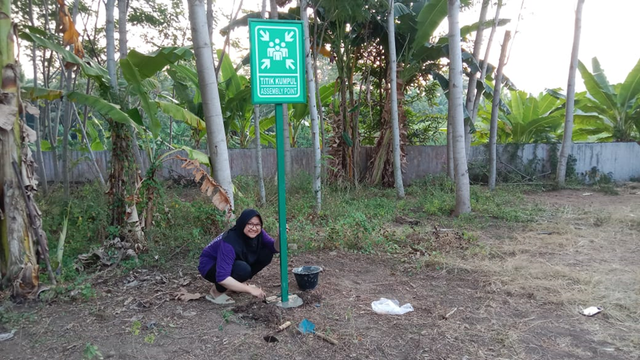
left=39, top=142, right=640, bottom=184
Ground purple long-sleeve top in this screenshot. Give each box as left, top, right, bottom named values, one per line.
left=198, top=229, right=278, bottom=283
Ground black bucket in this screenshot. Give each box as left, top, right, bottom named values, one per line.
left=292, top=266, right=322, bottom=291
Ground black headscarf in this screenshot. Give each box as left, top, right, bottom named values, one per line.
left=222, top=209, right=263, bottom=264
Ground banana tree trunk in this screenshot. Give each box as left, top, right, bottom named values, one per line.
left=557, top=0, right=585, bottom=186
left=301, top=0, right=322, bottom=211
left=388, top=0, right=405, bottom=198
left=0, top=0, right=55, bottom=295
left=448, top=0, right=471, bottom=215
left=489, top=31, right=511, bottom=190
left=188, top=0, right=235, bottom=210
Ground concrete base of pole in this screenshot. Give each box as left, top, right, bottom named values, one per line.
left=275, top=294, right=303, bottom=308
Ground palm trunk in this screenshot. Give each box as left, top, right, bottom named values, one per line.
left=446, top=115, right=454, bottom=178
left=448, top=0, right=471, bottom=215
left=388, top=0, right=405, bottom=198
left=557, top=0, right=585, bottom=186
left=29, top=0, right=48, bottom=194
left=311, top=10, right=327, bottom=179
left=472, top=0, right=503, bottom=120
left=301, top=0, right=322, bottom=210
left=268, top=0, right=292, bottom=185
left=488, top=31, right=511, bottom=190
left=254, top=0, right=268, bottom=206
left=253, top=106, right=266, bottom=206
left=188, top=0, right=235, bottom=210
left=464, top=0, right=489, bottom=155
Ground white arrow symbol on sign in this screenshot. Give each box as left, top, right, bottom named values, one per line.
left=261, top=59, right=271, bottom=69
left=285, top=31, right=295, bottom=42
left=286, top=59, right=295, bottom=70
left=259, top=30, right=269, bottom=41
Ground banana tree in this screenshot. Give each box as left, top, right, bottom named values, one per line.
left=575, top=57, right=640, bottom=142
left=0, top=0, right=56, bottom=297
left=474, top=89, right=566, bottom=144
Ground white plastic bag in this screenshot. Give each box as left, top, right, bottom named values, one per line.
left=371, top=298, right=414, bottom=315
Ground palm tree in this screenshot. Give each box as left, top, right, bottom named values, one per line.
left=187, top=0, right=235, bottom=211
left=557, top=0, right=586, bottom=186
left=448, top=0, right=471, bottom=215
left=388, top=0, right=405, bottom=198
left=301, top=0, right=323, bottom=211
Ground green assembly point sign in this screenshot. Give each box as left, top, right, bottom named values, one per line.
left=249, top=19, right=306, bottom=104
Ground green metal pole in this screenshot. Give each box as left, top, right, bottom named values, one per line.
left=275, top=104, right=289, bottom=302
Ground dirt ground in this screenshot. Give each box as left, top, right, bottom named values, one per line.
left=1, top=188, right=639, bottom=359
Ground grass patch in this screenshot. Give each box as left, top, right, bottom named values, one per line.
left=37, top=173, right=547, bottom=277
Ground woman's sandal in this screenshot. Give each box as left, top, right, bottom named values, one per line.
left=205, top=293, right=235, bottom=304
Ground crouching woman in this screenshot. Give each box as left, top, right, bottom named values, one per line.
left=198, top=209, right=278, bottom=304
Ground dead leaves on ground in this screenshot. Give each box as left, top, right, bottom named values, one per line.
left=173, top=287, right=203, bottom=302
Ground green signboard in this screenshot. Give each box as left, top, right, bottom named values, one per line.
left=249, top=19, right=306, bottom=104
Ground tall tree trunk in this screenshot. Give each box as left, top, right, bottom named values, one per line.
left=253, top=0, right=267, bottom=206
left=472, top=0, right=503, bottom=120
left=311, top=7, right=327, bottom=179
left=253, top=106, right=266, bottom=206
left=29, top=0, right=48, bottom=194
left=464, top=0, right=490, bottom=156
left=388, top=0, right=405, bottom=198
left=0, top=0, right=55, bottom=295
left=446, top=115, right=454, bottom=178
left=488, top=31, right=511, bottom=190
left=269, top=0, right=292, bottom=185
left=557, top=0, right=585, bottom=186
left=448, top=0, right=471, bottom=215
left=207, top=0, right=214, bottom=42
left=301, top=0, right=322, bottom=210
left=188, top=0, right=235, bottom=209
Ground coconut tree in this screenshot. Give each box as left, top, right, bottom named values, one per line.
left=448, top=0, right=471, bottom=215
left=187, top=0, right=235, bottom=210
left=557, top=0, right=586, bottom=186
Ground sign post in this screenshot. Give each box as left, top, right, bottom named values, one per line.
left=249, top=19, right=306, bottom=305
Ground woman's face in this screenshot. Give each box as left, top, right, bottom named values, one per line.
left=243, top=216, right=262, bottom=238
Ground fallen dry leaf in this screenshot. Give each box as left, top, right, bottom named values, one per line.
left=174, top=287, right=203, bottom=302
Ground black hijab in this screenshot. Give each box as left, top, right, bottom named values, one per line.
left=222, top=209, right=263, bottom=264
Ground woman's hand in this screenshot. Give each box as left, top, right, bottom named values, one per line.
left=248, top=285, right=266, bottom=300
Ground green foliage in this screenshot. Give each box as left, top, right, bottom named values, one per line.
left=40, top=183, right=109, bottom=282
left=576, top=57, right=640, bottom=142
left=475, top=90, right=566, bottom=144
left=83, top=343, right=103, bottom=360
